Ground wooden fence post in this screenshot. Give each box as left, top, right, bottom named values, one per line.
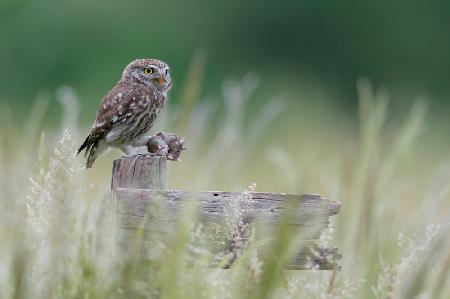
left=112, top=155, right=167, bottom=190
left=112, top=155, right=342, bottom=270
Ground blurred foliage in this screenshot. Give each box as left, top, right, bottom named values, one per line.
left=1, top=0, right=450, bottom=125
left=0, top=75, right=449, bottom=298
left=1, top=2, right=450, bottom=297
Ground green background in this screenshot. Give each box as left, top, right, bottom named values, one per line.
left=1, top=0, right=450, bottom=125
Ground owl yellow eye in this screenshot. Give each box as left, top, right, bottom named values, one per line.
left=143, top=68, right=153, bottom=74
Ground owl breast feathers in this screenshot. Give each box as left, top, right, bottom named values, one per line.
left=77, top=58, right=172, bottom=168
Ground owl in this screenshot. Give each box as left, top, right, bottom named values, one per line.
left=77, top=58, right=181, bottom=168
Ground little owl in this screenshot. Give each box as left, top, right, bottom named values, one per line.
left=78, top=58, right=184, bottom=168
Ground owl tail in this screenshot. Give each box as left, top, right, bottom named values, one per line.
left=86, top=148, right=98, bottom=169
left=77, top=136, right=90, bottom=156
left=77, top=135, right=98, bottom=168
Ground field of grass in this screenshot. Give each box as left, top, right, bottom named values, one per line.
left=0, top=75, right=449, bottom=299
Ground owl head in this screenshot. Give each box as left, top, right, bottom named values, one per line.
left=122, top=58, right=172, bottom=93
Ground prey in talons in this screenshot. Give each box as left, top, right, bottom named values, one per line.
left=146, top=132, right=186, bottom=161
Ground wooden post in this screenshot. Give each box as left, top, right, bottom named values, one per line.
left=111, top=155, right=342, bottom=270
left=111, top=155, right=167, bottom=190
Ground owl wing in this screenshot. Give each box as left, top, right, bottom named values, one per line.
left=77, top=83, right=152, bottom=157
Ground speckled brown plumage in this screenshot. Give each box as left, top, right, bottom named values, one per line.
left=77, top=58, right=172, bottom=168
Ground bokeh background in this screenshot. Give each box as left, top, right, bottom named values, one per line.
left=2, top=0, right=450, bottom=124
left=1, top=1, right=450, bottom=298
left=3, top=0, right=450, bottom=181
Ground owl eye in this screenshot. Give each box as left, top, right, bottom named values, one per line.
left=143, top=68, right=153, bottom=74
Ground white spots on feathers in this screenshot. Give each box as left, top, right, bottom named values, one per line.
left=92, top=83, right=167, bottom=146
left=94, top=121, right=105, bottom=128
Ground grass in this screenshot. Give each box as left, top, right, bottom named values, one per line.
left=0, top=74, right=449, bottom=299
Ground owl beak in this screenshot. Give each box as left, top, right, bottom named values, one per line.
left=157, top=76, right=164, bottom=86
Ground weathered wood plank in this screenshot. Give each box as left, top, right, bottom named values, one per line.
left=113, top=188, right=341, bottom=269
left=111, top=155, right=342, bottom=270
left=115, top=189, right=340, bottom=231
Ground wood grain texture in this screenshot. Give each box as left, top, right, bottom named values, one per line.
left=111, top=155, right=342, bottom=270
left=111, top=155, right=167, bottom=190
left=113, top=188, right=341, bottom=269
left=115, top=189, right=340, bottom=230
